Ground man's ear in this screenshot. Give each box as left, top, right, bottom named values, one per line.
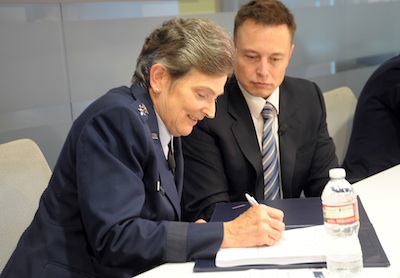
left=288, top=44, right=295, bottom=60
left=149, top=63, right=167, bottom=93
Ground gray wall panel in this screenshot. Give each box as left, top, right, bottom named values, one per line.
left=1, top=1, right=399, bottom=169
left=0, top=3, right=72, bottom=168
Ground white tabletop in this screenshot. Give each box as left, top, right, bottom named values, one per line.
left=137, top=165, right=400, bottom=278
left=352, top=164, right=400, bottom=277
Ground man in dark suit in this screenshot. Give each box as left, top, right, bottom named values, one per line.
left=182, top=0, right=338, bottom=221
left=343, top=54, right=400, bottom=182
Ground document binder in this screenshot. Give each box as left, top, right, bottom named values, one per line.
left=194, top=197, right=390, bottom=272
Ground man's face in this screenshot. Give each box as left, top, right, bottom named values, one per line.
left=234, top=20, right=294, bottom=99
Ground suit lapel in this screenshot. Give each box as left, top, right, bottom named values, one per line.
left=278, top=80, right=301, bottom=197
left=173, top=137, right=184, bottom=197
left=227, top=80, right=264, bottom=199
left=226, top=78, right=304, bottom=199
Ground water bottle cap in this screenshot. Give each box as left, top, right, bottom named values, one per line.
left=329, top=168, right=346, bottom=179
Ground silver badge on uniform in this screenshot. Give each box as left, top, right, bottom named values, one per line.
left=138, top=103, right=148, bottom=116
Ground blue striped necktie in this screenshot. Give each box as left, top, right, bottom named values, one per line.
left=262, top=102, right=280, bottom=200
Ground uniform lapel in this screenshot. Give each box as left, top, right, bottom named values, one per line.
left=130, top=85, right=182, bottom=219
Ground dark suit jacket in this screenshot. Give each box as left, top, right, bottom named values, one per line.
left=343, top=54, right=400, bottom=181
left=1, top=85, right=223, bottom=278
left=182, top=76, right=338, bottom=221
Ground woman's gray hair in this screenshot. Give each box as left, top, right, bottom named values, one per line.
left=132, top=17, right=235, bottom=88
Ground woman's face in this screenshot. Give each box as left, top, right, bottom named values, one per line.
left=152, top=67, right=227, bottom=136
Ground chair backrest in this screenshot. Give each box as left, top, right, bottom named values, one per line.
left=323, top=86, right=358, bottom=165
left=0, top=138, right=51, bottom=273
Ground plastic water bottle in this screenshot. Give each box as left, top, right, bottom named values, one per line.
left=321, top=168, right=363, bottom=277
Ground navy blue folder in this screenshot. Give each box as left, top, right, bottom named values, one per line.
left=194, top=197, right=390, bottom=272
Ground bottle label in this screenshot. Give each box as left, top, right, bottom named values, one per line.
left=322, top=202, right=359, bottom=224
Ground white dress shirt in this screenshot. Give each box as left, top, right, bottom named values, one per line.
left=238, top=82, right=280, bottom=152
left=155, top=111, right=173, bottom=159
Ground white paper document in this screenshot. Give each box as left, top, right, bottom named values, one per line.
left=215, top=225, right=326, bottom=268
left=204, top=269, right=326, bottom=278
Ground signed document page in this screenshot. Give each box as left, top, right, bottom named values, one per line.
left=216, top=225, right=326, bottom=268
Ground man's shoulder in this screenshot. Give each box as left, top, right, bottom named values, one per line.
left=282, top=76, right=316, bottom=89
left=281, top=76, right=322, bottom=100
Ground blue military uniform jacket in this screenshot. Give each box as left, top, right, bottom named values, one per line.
left=1, top=84, right=223, bottom=278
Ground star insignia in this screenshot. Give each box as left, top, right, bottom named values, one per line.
left=138, top=103, right=148, bottom=116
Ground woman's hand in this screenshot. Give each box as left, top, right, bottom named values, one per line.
left=221, top=204, right=285, bottom=248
